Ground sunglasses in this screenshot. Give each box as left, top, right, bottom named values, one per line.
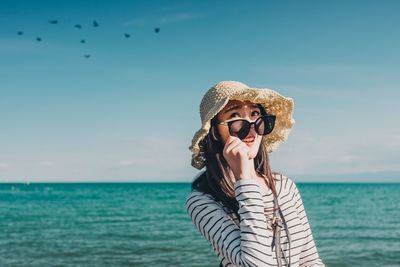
left=217, top=115, right=276, bottom=140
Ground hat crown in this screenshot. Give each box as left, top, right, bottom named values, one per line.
left=200, top=81, right=249, bottom=123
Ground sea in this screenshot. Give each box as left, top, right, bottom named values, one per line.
left=1, top=182, right=399, bottom=267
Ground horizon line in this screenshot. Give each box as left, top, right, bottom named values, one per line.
left=0, top=181, right=399, bottom=184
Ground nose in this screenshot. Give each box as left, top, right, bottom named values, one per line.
left=247, top=122, right=257, bottom=136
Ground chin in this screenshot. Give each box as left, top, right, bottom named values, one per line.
left=248, top=145, right=261, bottom=159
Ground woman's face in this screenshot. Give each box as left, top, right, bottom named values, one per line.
left=216, top=100, right=263, bottom=159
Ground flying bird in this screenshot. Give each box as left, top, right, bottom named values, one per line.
left=83, top=54, right=91, bottom=58
left=124, top=33, right=130, bottom=38
left=49, top=20, right=58, bottom=24
left=36, top=37, right=42, bottom=41
left=154, top=27, right=160, bottom=33
left=93, top=20, right=99, bottom=27
left=17, top=31, right=23, bottom=35
left=80, top=39, right=86, bottom=44
left=74, top=24, right=82, bottom=29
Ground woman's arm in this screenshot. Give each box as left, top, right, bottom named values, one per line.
left=185, top=178, right=274, bottom=267
left=292, top=181, right=325, bottom=267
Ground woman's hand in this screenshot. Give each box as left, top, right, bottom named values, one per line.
left=222, top=136, right=254, bottom=181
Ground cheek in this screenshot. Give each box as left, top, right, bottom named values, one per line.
left=253, top=136, right=263, bottom=150
left=248, top=136, right=263, bottom=159
left=217, top=125, right=230, bottom=144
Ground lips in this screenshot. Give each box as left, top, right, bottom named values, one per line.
left=242, top=135, right=256, bottom=143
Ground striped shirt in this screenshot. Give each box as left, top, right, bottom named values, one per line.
left=185, top=174, right=325, bottom=267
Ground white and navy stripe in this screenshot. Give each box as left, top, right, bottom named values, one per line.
left=185, top=174, right=325, bottom=267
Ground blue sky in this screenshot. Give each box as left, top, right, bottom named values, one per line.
left=0, top=0, right=399, bottom=183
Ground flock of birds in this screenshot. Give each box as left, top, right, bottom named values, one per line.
left=16, top=19, right=161, bottom=59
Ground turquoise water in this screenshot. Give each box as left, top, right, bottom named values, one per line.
left=1, top=182, right=399, bottom=267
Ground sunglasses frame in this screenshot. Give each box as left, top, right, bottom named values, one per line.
left=217, top=114, right=276, bottom=139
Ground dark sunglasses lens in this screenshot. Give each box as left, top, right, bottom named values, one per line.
left=229, top=120, right=250, bottom=140
left=256, top=116, right=275, bottom=135
left=255, top=117, right=265, bottom=135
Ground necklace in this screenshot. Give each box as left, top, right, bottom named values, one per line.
left=267, top=194, right=292, bottom=267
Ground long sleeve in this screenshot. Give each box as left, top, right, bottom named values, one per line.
left=185, top=178, right=274, bottom=267
left=292, top=182, right=325, bottom=267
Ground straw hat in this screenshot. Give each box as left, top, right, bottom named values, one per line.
left=189, top=80, right=296, bottom=170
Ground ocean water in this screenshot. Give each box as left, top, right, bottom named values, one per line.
left=0, top=182, right=399, bottom=267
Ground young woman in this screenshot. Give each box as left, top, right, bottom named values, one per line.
left=185, top=81, right=325, bottom=267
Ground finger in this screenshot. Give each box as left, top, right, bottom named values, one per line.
left=230, top=142, right=249, bottom=156
left=229, top=141, right=246, bottom=155
left=224, top=135, right=240, bottom=149
left=225, top=136, right=241, bottom=147
left=224, top=136, right=242, bottom=155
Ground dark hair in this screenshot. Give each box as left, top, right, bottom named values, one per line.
left=190, top=103, right=281, bottom=219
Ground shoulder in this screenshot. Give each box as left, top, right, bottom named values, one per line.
left=185, top=189, right=212, bottom=206
left=185, top=189, right=222, bottom=213
left=184, top=189, right=231, bottom=225
left=272, top=172, right=298, bottom=196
